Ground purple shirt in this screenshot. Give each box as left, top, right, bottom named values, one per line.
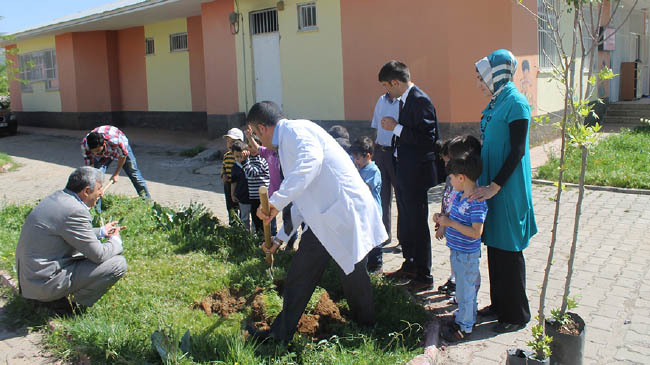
left=258, top=146, right=281, bottom=197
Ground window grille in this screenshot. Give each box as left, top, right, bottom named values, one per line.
left=169, top=33, right=188, bottom=52
left=298, top=3, right=317, bottom=31
left=250, top=9, right=279, bottom=35
left=145, top=38, right=155, bottom=55
left=537, top=0, right=561, bottom=70
left=18, top=49, right=57, bottom=91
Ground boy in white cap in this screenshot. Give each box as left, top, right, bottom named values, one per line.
left=221, top=128, right=244, bottom=225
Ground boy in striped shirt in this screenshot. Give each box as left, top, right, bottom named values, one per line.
left=433, top=152, right=487, bottom=342
left=221, top=128, right=244, bottom=225
left=242, top=135, right=270, bottom=233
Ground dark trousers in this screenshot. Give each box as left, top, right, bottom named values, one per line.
left=250, top=199, right=263, bottom=233
left=374, top=147, right=397, bottom=243
left=224, top=181, right=239, bottom=225
left=270, top=229, right=376, bottom=342
left=394, top=161, right=432, bottom=284
left=486, top=246, right=531, bottom=325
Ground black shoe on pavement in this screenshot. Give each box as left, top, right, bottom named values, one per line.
left=477, top=305, right=497, bottom=318
left=437, top=279, right=456, bottom=294
left=492, top=322, right=526, bottom=334
left=408, top=279, right=435, bottom=293
left=441, top=321, right=472, bottom=343
left=384, top=266, right=417, bottom=280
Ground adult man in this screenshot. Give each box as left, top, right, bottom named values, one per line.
left=370, top=89, right=400, bottom=248
left=81, top=125, right=150, bottom=211
left=15, top=167, right=127, bottom=311
left=249, top=101, right=387, bottom=343
left=379, top=60, right=441, bottom=291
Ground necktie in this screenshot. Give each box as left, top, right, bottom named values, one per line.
left=392, top=99, right=404, bottom=150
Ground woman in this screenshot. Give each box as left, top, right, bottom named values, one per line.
left=468, top=49, right=538, bottom=333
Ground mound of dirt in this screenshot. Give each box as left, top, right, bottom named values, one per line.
left=247, top=289, right=271, bottom=331
left=296, top=291, right=347, bottom=339
left=194, top=289, right=245, bottom=317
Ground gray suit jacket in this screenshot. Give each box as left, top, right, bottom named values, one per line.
left=15, top=189, right=124, bottom=301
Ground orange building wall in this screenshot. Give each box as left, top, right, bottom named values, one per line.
left=187, top=15, right=207, bottom=112
left=5, top=44, right=23, bottom=112
left=71, top=32, right=113, bottom=112
left=55, top=33, right=78, bottom=112
left=117, top=27, right=148, bottom=111
left=341, top=0, right=539, bottom=123
left=200, top=0, right=238, bottom=115
left=106, top=31, right=122, bottom=111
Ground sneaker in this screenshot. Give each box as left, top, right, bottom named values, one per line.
left=437, top=279, right=456, bottom=294
left=441, top=321, right=472, bottom=343
left=447, top=296, right=457, bottom=305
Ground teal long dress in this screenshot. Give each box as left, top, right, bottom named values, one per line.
left=479, top=82, right=537, bottom=252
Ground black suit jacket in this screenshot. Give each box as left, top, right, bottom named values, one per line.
left=393, top=85, right=441, bottom=188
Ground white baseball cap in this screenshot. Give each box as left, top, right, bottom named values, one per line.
left=224, top=128, right=244, bottom=141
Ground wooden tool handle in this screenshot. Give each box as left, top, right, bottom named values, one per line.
left=259, top=186, right=274, bottom=265
left=101, top=179, right=114, bottom=194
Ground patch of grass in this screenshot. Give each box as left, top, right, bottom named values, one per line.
left=535, top=126, right=650, bottom=189
left=0, top=152, right=21, bottom=171
left=0, top=196, right=429, bottom=364
left=179, top=146, right=207, bottom=158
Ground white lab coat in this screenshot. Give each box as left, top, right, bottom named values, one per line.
left=270, top=119, right=388, bottom=275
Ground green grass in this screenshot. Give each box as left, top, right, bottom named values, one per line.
left=535, top=126, right=650, bottom=189
left=0, top=152, right=20, bottom=171
left=180, top=146, right=207, bottom=158
left=0, top=196, right=429, bottom=364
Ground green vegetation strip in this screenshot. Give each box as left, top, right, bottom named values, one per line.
left=0, top=153, right=20, bottom=171
left=535, top=126, right=650, bottom=190
left=0, top=196, right=429, bottom=364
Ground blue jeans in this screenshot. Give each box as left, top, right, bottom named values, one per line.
left=451, top=249, right=481, bottom=332
left=94, top=145, right=150, bottom=212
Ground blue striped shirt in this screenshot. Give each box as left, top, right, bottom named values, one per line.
left=445, top=193, right=488, bottom=253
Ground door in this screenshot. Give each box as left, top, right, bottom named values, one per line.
left=251, top=9, right=282, bottom=107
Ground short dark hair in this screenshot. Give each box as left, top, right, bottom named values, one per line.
left=350, top=136, right=374, bottom=156
left=448, top=135, right=481, bottom=159
left=328, top=125, right=349, bottom=140
left=231, top=140, right=248, bottom=153
left=447, top=153, right=482, bottom=181
left=246, top=101, right=285, bottom=127
left=86, top=132, right=105, bottom=149
left=65, top=166, right=104, bottom=193
left=378, top=60, right=410, bottom=83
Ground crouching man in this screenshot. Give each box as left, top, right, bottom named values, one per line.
left=15, top=166, right=127, bottom=310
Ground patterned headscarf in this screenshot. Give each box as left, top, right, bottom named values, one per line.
left=475, top=49, right=518, bottom=99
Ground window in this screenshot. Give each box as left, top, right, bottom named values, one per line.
left=145, top=37, right=155, bottom=55
left=250, top=8, right=279, bottom=35
left=169, top=33, right=188, bottom=52
left=537, top=0, right=561, bottom=70
left=18, top=49, right=58, bottom=91
left=298, top=3, right=317, bottom=31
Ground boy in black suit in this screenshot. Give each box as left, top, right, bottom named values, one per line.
left=379, top=60, right=441, bottom=291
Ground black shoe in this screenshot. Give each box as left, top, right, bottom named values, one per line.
left=245, top=323, right=272, bottom=343
left=437, top=279, right=456, bottom=294
left=441, top=321, right=472, bottom=343
left=477, top=305, right=497, bottom=318
left=41, top=297, right=86, bottom=315
left=492, top=322, right=526, bottom=334
left=384, top=266, right=417, bottom=280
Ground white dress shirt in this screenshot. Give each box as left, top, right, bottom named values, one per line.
left=370, top=93, right=400, bottom=147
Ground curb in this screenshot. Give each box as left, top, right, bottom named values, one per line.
left=0, top=270, right=18, bottom=293
left=532, top=179, right=650, bottom=195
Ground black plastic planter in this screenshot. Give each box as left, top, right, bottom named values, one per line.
left=545, top=312, right=586, bottom=365
left=506, top=349, right=550, bottom=365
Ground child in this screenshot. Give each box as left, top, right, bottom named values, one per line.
left=221, top=128, right=244, bottom=225
left=245, top=126, right=280, bottom=235
left=433, top=151, right=487, bottom=342
left=436, top=135, right=482, bottom=299
left=230, top=141, right=253, bottom=230
left=350, top=136, right=383, bottom=273
left=242, top=134, right=270, bottom=233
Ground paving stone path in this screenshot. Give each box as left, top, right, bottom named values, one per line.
left=1, top=127, right=649, bottom=364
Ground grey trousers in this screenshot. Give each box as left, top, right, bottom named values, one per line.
left=69, top=255, right=127, bottom=306
left=373, top=147, right=397, bottom=243
left=270, top=229, right=375, bottom=342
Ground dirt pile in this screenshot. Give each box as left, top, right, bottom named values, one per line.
left=194, top=289, right=246, bottom=317
left=296, top=291, right=346, bottom=339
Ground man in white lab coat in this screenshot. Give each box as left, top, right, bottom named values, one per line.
left=250, top=101, right=388, bottom=343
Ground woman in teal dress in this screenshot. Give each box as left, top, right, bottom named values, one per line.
left=468, top=49, right=537, bottom=333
